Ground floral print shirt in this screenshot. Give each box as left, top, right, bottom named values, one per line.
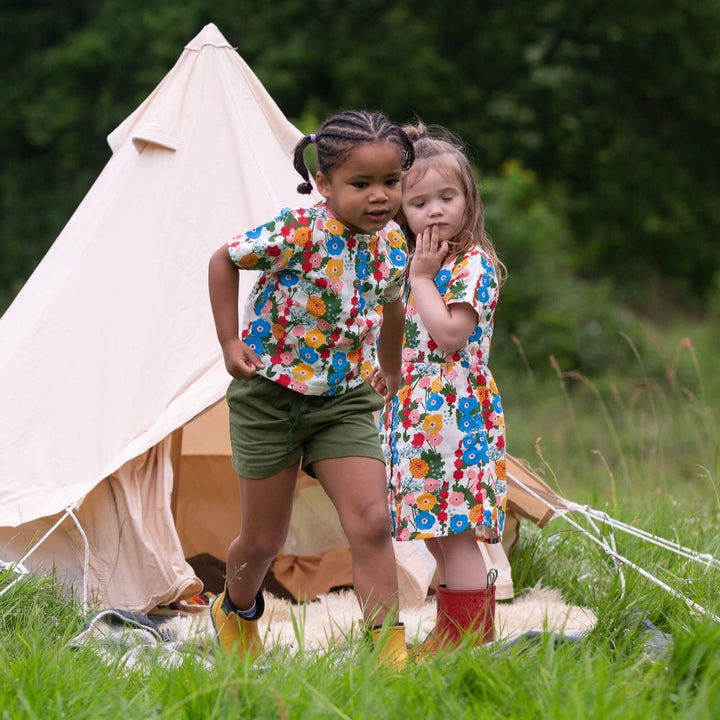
left=227, top=202, right=407, bottom=396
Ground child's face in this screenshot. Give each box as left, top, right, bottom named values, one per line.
left=402, top=160, right=467, bottom=245
left=315, top=141, right=403, bottom=234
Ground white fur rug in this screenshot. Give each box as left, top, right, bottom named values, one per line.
left=175, top=583, right=596, bottom=653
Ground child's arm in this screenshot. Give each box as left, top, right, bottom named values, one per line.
left=208, top=244, right=264, bottom=379
left=376, top=298, right=404, bottom=401
left=410, top=226, right=477, bottom=355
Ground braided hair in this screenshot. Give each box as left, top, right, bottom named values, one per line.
left=293, top=110, right=415, bottom=194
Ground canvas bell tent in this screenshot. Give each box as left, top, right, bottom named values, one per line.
left=0, top=24, right=575, bottom=614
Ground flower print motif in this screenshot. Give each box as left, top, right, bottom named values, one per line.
left=279, top=271, right=299, bottom=287
left=416, top=493, right=437, bottom=511
left=411, top=432, right=425, bottom=448
left=292, top=363, right=315, bottom=381
left=330, top=280, right=344, bottom=293
left=427, top=433, right=444, bottom=447
left=309, top=252, right=323, bottom=268
left=327, top=235, right=345, bottom=256
left=306, top=296, right=326, bottom=317
left=415, top=512, right=436, bottom=531
left=398, top=386, right=413, bottom=404
left=402, top=347, right=415, bottom=361
left=476, top=386, right=490, bottom=405
left=387, top=229, right=404, bottom=248
left=448, top=491, right=465, bottom=507
left=468, top=505, right=483, bottom=523
left=398, top=528, right=411, bottom=541
left=272, top=323, right=287, bottom=341
left=327, top=370, right=345, bottom=386
left=326, top=219, right=343, bottom=235
left=294, top=226, right=311, bottom=245
left=496, top=459, right=507, bottom=480
left=389, top=248, right=407, bottom=266
left=290, top=380, right=308, bottom=393
left=462, top=446, right=483, bottom=466
left=493, top=394, right=503, bottom=414
left=403, top=493, right=417, bottom=506
left=357, top=263, right=369, bottom=279
left=478, top=285, right=490, bottom=303
left=458, top=397, right=479, bottom=415
left=280, top=352, right=294, bottom=365
left=430, top=376, right=444, bottom=393
left=305, top=330, right=326, bottom=349
left=244, top=335, right=263, bottom=354
left=435, top=268, right=451, bottom=294
left=426, top=393, right=444, bottom=411
left=418, top=376, right=432, bottom=389
left=237, top=253, right=259, bottom=268
left=326, top=259, right=344, bottom=281
left=299, top=346, right=319, bottom=364
left=458, top=415, right=478, bottom=433
left=424, top=478, right=439, bottom=492
left=250, top=319, right=272, bottom=337
left=422, top=414, right=443, bottom=434
left=332, top=352, right=349, bottom=370
left=409, top=458, right=429, bottom=478
left=450, top=514, right=469, bottom=533
left=409, top=409, right=420, bottom=424
left=245, top=225, right=265, bottom=239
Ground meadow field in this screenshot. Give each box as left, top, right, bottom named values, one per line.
left=1, top=321, right=719, bottom=719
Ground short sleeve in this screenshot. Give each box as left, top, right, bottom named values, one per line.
left=227, top=207, right=301, bottom=272
left=443, top=249, right=498, bottom=314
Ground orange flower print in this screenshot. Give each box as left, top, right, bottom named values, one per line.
left=326, top=219, right=343, bottom=234
left=416, top=493, right=437, bottom=511
left=348, top=347, right=362, bottom=364
left=398, top=386, right=413, bottom=404
left=272, top=324, right=287, bottom=341
left=410, top=458, right=429, bottom=478
left=306, top=296, right=326, bottom=317
left=238, top=254, right=258, bottom=268
left=496, top=459, right=506, bottom=480
left=304, top=329, right=326, bottom=349
left=387, top=229, right=404, bottom=248
left=469, top=505, right=483, bottom=523
left=476, top=385, right=490, bottom=404
left=360, top=360, right=373, bottom=378
left=294, top=226, right=311, bottom=245
left=292, top=363, right=315, bottom=381
left=326, top=259, right=344, bottom=280
left=422, top=414, right=443, bottom=435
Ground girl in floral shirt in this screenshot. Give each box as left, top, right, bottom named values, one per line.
left=374, top=123, right=507, bottom=655
left=208, top=110, right=414, bottom=668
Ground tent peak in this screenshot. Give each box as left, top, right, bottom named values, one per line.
left=185, top=23, right=233, bottom=52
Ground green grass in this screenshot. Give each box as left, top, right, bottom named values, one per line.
left=2, top=321, right=719, bottom=719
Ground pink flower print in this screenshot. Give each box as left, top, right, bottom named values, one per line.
left=402, top=348, right=414, bottom=361
left=316, top=319, right=332, bottom=331
left=406, top=304, right=417, bottom=316
left=418, top=376, right=432, bottom=389
left=290, top=380, right=308, bottom=393
left=398, top=528, right=411, bottom=542
left=424, top=478, right=439, bottom=492
left=409, top=409, right=420, bottom=424
left=428, top=433, right=444, bottom=447
left=403, top=493, right=416, bottom=506
left=309, top=252, right=322, bottom=268
left=448, top=491, right=465, bottom=507
left=378, top=263, right=390, bottom=278
left=287, top=228, right=295, bottom=242
left=467, top=469, right=478, bottom=480
left=262, top=300, right=273, bottom=314
left=280, top=352, right=294, bottom=365
left=291, top=326, right=306, bottom=337
left=316, top=219, right=325, bottom=231
left=330, top=280, right=344, bottom=293
left=445, top=368, right=458, bottom=381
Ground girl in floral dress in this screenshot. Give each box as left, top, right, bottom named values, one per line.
left=208, top=110, right=414, bottom=668
left=375, top=123, right=507, bottom=653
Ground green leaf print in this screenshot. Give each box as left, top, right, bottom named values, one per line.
left=446, top=280, right=468, bottom=302
left=324, top=294, right=343, bottom=325
left=421, top=447, right=444, bottom=479
left=404, top=318, right=420, bottom=348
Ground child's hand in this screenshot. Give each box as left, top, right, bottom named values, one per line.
left=409, top=224, right=449, bottom=282
left=222, top=338, right=264, bottom=379
left=370, top=366, right=399, bottom=403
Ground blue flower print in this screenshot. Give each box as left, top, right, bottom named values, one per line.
left=245, top=336, right=264, bottom=354
left=328, top=370, right=345, bottom=386
left=332, top=352, right=349, bottom=370
left=435, top=268, right=451, bottom=294
left=250, top=319, right=272, bottom=337
left=279, top=271, right=299, bottom=287
left=477, top=286, right=490, bottom=303
left=458, top=397, right=479, bottom=415
left=462, top=447, right=482, bottom=466
left=493, top=394, right=503, bottom=414
left=468, top=326, right=482, bottom=342
left=245, top=224, right=266, bottom=239
left=327, top=235, right=345, bottom=256
left=415, top=512, right=436, bottom=531
left=481, top=255, right=494, bottom=274
left=357, top=262, right=369, bottom=279
left=426, top=393, right=444, bottom=411
left=458, top=415, right=479, bottom=433
left=390, top=248, right=407, bottom=267
left=450, top=514, right=469, bottom=533
left=299, top=346, right=319, bottom=364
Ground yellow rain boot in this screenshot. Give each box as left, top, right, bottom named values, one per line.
left=210, top=586, right=264, bottom=661
left=369, top=622, right=408, bottom=671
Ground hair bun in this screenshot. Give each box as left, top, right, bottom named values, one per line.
left=296, top=181, right=313, bottom=194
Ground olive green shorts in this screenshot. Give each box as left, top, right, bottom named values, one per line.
left=227, top=375, right=386, bottom=479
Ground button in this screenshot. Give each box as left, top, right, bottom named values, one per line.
left=353, top=279, right=361, bottom=289
left=358, top=241, right=368, bottom=250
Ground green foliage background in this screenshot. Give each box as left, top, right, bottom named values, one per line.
left=2, top=1, right=719, bottom=375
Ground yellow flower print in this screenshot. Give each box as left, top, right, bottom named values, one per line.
left=326, top=259, right=344, bottom=280
left=294, top=226, right=311, bottom=245
left=469, top=505, right=483, bottom=523
left=292, top=363, right=315, bottom=381
left=431, top=376, right=444, bottom=392
left=422, top=414, right=443, bottom=435
left=387, top=229, right=404, bottom=248
left=489, top=377, right=499, bottom=394
left=476, top=385, right=490, bottom=404
left=237, top=254, right=258, bottom=268
left=348, top=347, right=362, bottom=364
left=369, top=235, right=379, bottom=255
left=416, top=492, right=437, bottom=511
left=415, top=532, right=435, bottom=540
left=360, top=360, right=373, bottom=379
left=306, top=296, right=326, bottom=317
left=398, top=386, right=413, bottom=404
left=496, top=459, right=506, bottom=480
left=326, top=219, right=343, bottom=234
left=305, top=330, right=327, bottom=348
left=409, top=458, right=429, bottom=478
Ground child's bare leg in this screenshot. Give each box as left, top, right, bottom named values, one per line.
left=423, top=537, right=446, bottom=586
left=226, top=462, right=299, bottom=609
left=313, top=456, right=399, bottom=626
left=435, top=529, right=488, bottom=590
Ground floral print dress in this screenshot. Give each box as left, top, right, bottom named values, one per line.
left=379, top=246, right=507, bottom=543
left=227, top=202, right=407, bottom=396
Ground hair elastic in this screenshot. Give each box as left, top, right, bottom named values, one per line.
left=309, top=134, right=317, bottom=143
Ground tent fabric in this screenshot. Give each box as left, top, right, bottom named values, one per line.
left=0, top=23, right=573, bottom=614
